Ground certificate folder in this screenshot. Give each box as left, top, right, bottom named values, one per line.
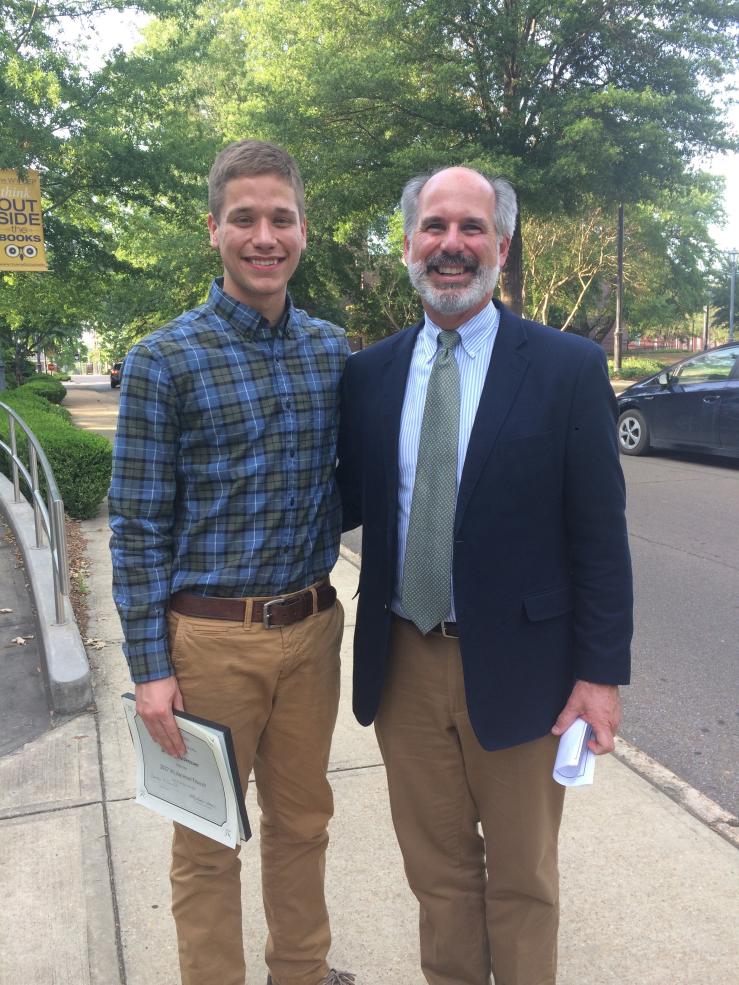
left=122, top=693, right=251, bottom=847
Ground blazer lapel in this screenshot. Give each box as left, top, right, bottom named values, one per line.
left=455, top=305, right=530, bottom=533
left=379, top=322, right=422, bottom=514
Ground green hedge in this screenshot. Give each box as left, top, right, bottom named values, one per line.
left=608, top=355, right=677, bottom=380
left=0, top=385, right=111, bottom=520
left=18, top=376, right=67, bottom=404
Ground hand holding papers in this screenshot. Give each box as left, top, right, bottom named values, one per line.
left=122, top=693, right=251, bottom=847
left=553, top=717, right=595, bottom=787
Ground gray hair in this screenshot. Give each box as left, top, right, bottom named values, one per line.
left=400, top=167, right=518, bottom=242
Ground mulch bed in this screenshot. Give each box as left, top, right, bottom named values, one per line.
left=65, top=515, right=90, bottom=638
left=2, top=514, right=91, bottom=637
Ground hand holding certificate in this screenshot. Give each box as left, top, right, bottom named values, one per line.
left=122, top=693, right=251, bottom=847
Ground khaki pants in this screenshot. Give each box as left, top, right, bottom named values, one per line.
left=167, top=595, right=344, bottom=985
left=375, top=617, right=565, bottom=985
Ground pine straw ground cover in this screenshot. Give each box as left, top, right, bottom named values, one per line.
left=1, top=515, right=91, bottom=639
left=65, top=515, right=90, bottom=639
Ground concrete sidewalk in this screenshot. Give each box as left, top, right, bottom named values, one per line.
left=1, top=507, right=738, bottom=985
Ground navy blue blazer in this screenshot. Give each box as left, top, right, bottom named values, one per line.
left=337, top=301, right=633, bottom=752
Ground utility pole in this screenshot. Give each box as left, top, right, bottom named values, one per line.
left=613, top=203, right=625, bottom=371
left=728, top=249, right=737, bottom=343
left=702, top=304, right=709, bottom=351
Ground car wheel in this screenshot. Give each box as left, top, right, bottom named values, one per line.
left=618, top=409, right=650, bottom=456
left=110, top=381, right=117, bottom=389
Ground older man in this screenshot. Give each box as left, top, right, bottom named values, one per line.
left=338, top=166, right=632, bottom=985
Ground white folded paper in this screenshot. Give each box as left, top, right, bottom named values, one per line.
left=553, top=717, right=595, bottom=787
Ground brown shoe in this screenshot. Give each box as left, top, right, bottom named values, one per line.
left=266, top=971, right=356, bottom=985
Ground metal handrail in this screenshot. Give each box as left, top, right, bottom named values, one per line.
left=0, top=400, right=69, bottom=623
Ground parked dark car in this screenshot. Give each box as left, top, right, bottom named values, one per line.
left=110, top=361, right=123, bottom=389
left=616, top=342, right=739, bottom=458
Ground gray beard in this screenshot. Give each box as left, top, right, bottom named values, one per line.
left=407, top=259, right=500, bottom=316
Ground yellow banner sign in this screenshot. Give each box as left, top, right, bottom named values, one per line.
left=0, top=169, right=49, bottom=272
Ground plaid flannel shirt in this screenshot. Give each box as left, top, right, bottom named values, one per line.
left=109, top=279, right=350, bottom=683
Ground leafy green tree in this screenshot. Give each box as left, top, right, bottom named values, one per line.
left=1, top=0, right=222, bottom=374
left=710, top=253, right=739, bottom=336
left=187, top=0, right=738, bottom=315
left=520, top=175, right=722, bottom=341
left=3, top=0, right=736, bottom=358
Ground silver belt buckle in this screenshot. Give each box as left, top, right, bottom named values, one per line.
left=262, top=596, right=286, bottom=629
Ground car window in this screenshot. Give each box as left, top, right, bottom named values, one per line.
left=674, top=348, right=738, bottom=385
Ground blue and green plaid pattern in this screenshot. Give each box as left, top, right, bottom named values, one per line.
left=109, top=278, right=350, bottom=683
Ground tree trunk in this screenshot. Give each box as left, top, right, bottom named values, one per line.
left=13, top=338, right=25, bottom=387
left=499, top=213, right=523, bottom=315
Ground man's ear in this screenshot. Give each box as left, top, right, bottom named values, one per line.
left=402, top=233, right=410, bottom=267
left=498, top=234, right=512, bottom=269
left=207, top=213, right=219, bottom=250
left=300, top=216, right=307, bottom=251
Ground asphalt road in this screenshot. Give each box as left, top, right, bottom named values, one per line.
left=65, top=376, right=738, bottom=815
left=619, top=452, right=738, bottom=817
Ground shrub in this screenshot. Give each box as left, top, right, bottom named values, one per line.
left=608, top=356, right=670, bottom=380
left=0, top=386, right=111, bottom=519
left=19, top=376, right=67, bottom=404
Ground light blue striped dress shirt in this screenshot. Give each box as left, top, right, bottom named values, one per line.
left=393, top=301, right=501, bottom=623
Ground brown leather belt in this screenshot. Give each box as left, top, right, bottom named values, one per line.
left=170, top=580, right=336, bottom=629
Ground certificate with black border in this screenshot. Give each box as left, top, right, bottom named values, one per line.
left=122, top=693, right=251, bottom=847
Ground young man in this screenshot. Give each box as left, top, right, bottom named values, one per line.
left=338, top=166, right=632, bottom=985
left=110, top=140, right=354, bottom=985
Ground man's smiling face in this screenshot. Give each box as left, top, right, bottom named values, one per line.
left=404, top=167, right=510, bottom=329
left=207, top=173, right=307, bottom=323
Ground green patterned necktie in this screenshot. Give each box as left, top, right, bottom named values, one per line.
left=401, top=330, right=461, bottom=634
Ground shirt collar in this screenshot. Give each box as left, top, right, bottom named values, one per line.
left=208, top=278, right=299, bottom=340
left=421, top=301, right=500, bottom=361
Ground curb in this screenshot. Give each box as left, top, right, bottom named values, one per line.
left=0, top=474, right=92, bottom=715
left=614, top=736, right=739, bottom=849
left=339, top=543, right=361, bottom=570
